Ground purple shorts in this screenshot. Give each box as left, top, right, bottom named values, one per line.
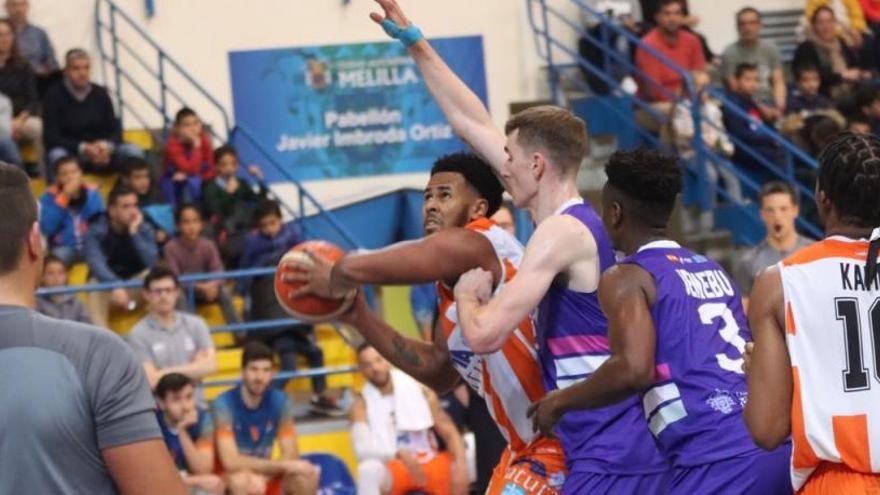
left=562, top=470, right=669, bottom=494
left=669, top=444, right=792, bottom=495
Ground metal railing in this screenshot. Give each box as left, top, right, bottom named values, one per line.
left=93, top=0, right=362, bottom=250
left=526, top=0, right=823, bottom=241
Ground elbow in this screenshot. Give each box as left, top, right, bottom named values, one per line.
left=621, top=355, right=656, bottom=392
left=745, top=410, right=790, bottom=451
left=465, top=321, right=503, bottom=355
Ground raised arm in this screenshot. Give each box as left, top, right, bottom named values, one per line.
left=454, top=214, right=594, bottom=353
left=370, top=0, right=508, bottom=177
left=743, top=266, right=792, bottom=450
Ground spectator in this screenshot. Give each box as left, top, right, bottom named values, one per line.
left=43, top=49, right=143, bottom=175
left=351, top=344, right=468, bottom=495
left=782, top=65, right=846, bottom=149
left=36, top=254, right=92, bottom=324
left=720, top=8, right=786, bottom=117
left=83, top=185, right=158, bottom=328
left=202, top=144, right=266, bottom=268
left=0, top=18, right=40, bottom=167
left=639, top=0, right=715, bottom=62
left=238, top=200, right=342, bottom=417
left=0, top=162, right=186, bottom=495
left=578, top=0, right=643, bottom=95
left=164, top=203, right=240, bottom=324
left=857, top=81, right=880, bottom=134
left=4, top=0, right=59, bottom=92
left=634, top=0, right=706, bottom=134
left=490, top=202, right=516, bottom=237
left=847, top=112, right=873, bottom=132
left=793, top=6, right=869, bottom=99
left=39, top=156, right=104, bottom=265
left=212, top=342, right=320, bottom=495
left=129, top=265, right=217, bottom=406
left=111, top=157, right=172, bottom=246
left=805, top=0, right=870, bottom=49
left=722, top=63, right=783, bottom=185
left=0, top=92, right=21, bottom=166
left=161, top=107, right=214, bottom=206
left=155, top=373, right=225, bottom=495
left=673, top=74, right=742, bottom=232
left=732, top=181, right=813, bottom=305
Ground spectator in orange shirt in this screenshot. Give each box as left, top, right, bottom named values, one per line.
left=161, top=107, right=214, bottom=207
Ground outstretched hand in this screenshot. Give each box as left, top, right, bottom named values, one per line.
left=369, top=0, right=411, bottom=30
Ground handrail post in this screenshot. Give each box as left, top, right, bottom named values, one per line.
left=108, top=4, right=124, bottom=123
left=158, top=52, right=168, bottom=135
left=539, top=0, right=560, bottom=104
left=686, top=75, right=711, bottom=214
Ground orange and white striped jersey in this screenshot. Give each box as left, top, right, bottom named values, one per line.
left=780, top=236, right=880, bottom=490
left=437, top=217, right=546, bottom=452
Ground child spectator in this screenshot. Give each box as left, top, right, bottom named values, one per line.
left=238, top=200, right=343, bottom=417
left=786, top=65, right=836, bottom=115
left=39, top=156, right=104, bottom=265
left=722, top=62, right=783, bottom=185
left=672, top=73, right=742, bottom=232
left=164, top=204, right=240, bottom=325
left=161, top=107, right=214, bottom=206
left=202, top=145, right=266, bottom=268
left=36, top=254, right=92, bottom=324
left=112, top=157, right=171, bottom=246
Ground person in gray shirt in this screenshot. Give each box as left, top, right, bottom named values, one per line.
left=5, top=0, right=57, bottom=76
left=733, top=181, right=814, bottom=305
left=720, top=7, right=786, bottom=116
left=36, top=253, right=92, bottom=324
left=129, top=265, right=217, bottom=406
left=0, top=162, right=185, bottom=494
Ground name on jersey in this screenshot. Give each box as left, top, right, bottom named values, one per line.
left=840, top=262, right=880, bottom=291
left=676, top=269, right=735, bottom=300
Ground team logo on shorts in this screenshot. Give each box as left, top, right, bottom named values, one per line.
left=502, top=483, right=527, bottom=495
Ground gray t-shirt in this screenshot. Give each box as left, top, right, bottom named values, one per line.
left=0, top=305, right=160, bottom=494
left=733, top=236, right=815, bottom=295
left=720, top=40, right=782, bottom=105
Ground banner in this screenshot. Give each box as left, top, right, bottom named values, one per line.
left=228, top=36, right=488, bottom=181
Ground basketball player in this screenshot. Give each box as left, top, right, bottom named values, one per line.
left=745, top=132, right=880, bottom=493
left=286, top=152, right=567, bottom=495
left=526, top=149, right=792, bottom=494
left=363, top=0, right=667, bottom=490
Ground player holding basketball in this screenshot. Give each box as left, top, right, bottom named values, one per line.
left=745, top=132, right=880, bottom=493
left=525, top=149, right=792, bottom=494
left=286, top=152, right=566, bottom=495
left=362, top=0, right=668, bottom=491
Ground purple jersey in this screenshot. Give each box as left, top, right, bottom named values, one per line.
left=622, top=241, right=763, bottom=467
left=536, top=200, right=667, bottom=475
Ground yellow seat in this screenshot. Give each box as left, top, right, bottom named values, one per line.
left=108, top=306, right=148, bottom=336
left=30, top=176, right=46, bottom=198
left=20, top=141, right=38, bottom=163
left=123, top=129, right=154, bottom=152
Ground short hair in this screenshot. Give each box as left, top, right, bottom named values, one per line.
left=175, top=107, right=198, bottom=126
left=794, top=64, right=820, bottom=81
left=355, top=342, right=373, bottom=358
left=155, top=373, right=193, bottom=399
left=242, top=341, right=275, bottom=368
left=847, top=113, right=871, bottom=128
left=736, top=7, right=761, bottom=23
left=121, top=156, right=150, bottom=177
left=174, top=203, right=201, bottom=224
left=604, top=149, right=682, bottom=227
left=816, top=132, right=880, bottom=229
left=811, top=5, right=835, bottom=25
left=856, top=83, right=880, bottom=109
left=656, top=0, right=685, bottom=13
left=254, top=199, right=282, bottom=224
left=214, top=144, right=238, bottom=164
left=107, top=184, right=137, bottom=207
left=430, top=152, right=503, bottom=216
left=0, top=163, right=37, bottom=275
left=64, top=48, right=90, bottom=67
left=143, top=264, right=179, bottom=290
left=734, top=62, right=758, bottom=79
left=758, top=181, right=798, bottom=208
left=504, top=105, right=588, bottom=175
left=53, top=155, right=81, bottom=175
left=43, top=254, right=66, bottom=271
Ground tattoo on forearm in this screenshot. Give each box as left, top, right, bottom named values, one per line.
left=392, top=334, right=423, bottom=368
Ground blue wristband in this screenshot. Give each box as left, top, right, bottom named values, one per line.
left=381, top=18, right=424, bottom=47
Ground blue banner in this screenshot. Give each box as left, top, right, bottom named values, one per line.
left=228, top=36, right=488, bottom=181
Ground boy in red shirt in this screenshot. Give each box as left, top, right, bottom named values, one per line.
left=162, top=107, right=214, bottom=206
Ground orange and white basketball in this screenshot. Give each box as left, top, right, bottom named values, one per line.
left=274, top=240, right=355, bottom=322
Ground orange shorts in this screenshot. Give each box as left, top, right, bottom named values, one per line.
left=486, top=437, right=567, bottom=495
left=799, top=463, right=880, bottom=495
left=387, top=451, right=453, bottom=495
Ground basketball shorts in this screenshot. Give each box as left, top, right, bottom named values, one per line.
left=486, top=437, right=567, bottom=495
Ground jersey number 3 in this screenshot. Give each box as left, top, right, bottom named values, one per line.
left=699, top=302, right=747, bottom=374
left=836, top=297, right=880, bottom=391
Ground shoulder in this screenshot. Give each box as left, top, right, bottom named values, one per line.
left=720, top=42, right=740, bottom=58
left=533, top=212, right=596, bottom=246
left=268, top=389, right=290, bottom=410
left=129, top=317, right=153, bottom=337
left=781, top=237, right=853, bottom=267
left=599, top=263, right=655, bottom=301
left=679, top=29, right=702, bottom=45
left=180, top=312, right=210, bottom=330
left=31, top=311, right=140, bottom=371
left=212, top=389, right=235, bottom=411
left=760, top=40, right=782, bottom=57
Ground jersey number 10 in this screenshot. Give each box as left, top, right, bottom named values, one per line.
left=837, top=297, right=880, bottom=391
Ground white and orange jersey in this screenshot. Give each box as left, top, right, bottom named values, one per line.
left=780, top=236, right=880, bottom=490
left=437, top=217, right=546, bottom=452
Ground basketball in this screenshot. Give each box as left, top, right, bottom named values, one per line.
left=274, top=240, right=356, bottom=322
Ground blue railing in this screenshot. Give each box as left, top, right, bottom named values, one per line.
left=93, top=0, right=362, bottom=250
left=526, top=0, right=823, bottom=242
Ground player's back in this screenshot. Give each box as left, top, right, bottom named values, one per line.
left=622, top=241, right=770, bottom=467
left=780, top=236, right=880, bottom=490
left=537, top=200, right=668, bottom=477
